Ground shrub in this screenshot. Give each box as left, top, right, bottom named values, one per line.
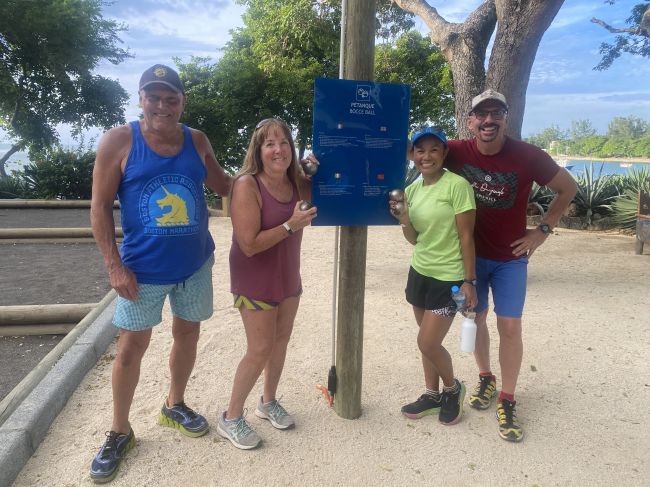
left=0, top=175, right=29, bottom=198
left=19, top=147, right=95, bottom=199
left=572, top=163, right=620, bottom=223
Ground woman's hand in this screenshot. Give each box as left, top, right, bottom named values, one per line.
left=460, top=282, right=477, bottom=310
left=287, top=200, right=317, bottom=232
left=299, top=154, right=320, bottom=180
left=389, top=193, right=409, bottom=225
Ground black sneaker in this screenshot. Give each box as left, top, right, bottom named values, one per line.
left=89, top=428, right=135, bottom=483
left=400, top=393, right=441, bottom=419
left=159, top=400, right=209, bottom=438
left=439, top=379, right=466, bottom=425
left=468, top=374, right=497, bottom=410
left=496, top=399, right=524, bottom=442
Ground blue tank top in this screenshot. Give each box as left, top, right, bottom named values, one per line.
left=117, top=121, right=214, bottom=284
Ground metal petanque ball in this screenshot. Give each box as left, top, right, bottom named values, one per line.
left=299, top=201, right=313, bottom=211
left=393, top=201, right=405, bottom=214
left=389, top=189, right=404, bottom=202
left=303, top=161, right=319, bottom=176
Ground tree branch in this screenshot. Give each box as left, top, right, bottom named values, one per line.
left=591, top=17, right=638, bottom=34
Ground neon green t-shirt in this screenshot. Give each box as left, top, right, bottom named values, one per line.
left=405, top=170, right=476, bottom=281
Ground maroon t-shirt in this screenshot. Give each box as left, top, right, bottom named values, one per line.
left=446, top=137, right=560, bottom=261
left=229, top=176, right=302, bottom=302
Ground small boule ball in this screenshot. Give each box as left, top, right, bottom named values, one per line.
left=299, top=201, right=313, bottom=211
left=303, top=161, right=318, bottom=176
left=393, top=201, right=405, bottom=214
left=389, top=189, right=404, bottom=202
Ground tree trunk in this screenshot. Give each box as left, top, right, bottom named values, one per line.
left=392, top=0, right=565, bottom=139
left=487, top=0, right=565, bottom=139
left=0, top=144, right=22, bottom=179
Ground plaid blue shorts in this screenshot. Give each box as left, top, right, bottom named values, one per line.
left=113, top=254, right=214, bottom=331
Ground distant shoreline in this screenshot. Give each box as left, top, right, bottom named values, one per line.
left=554, top=156, right=650, bottom=164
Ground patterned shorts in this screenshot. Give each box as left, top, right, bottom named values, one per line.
left=113, top=254, right=214, bottom=331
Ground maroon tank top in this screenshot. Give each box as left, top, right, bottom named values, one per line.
left=229, top=175, right=302, bottom=302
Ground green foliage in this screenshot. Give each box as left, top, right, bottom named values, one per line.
left=608, top=167, right=650, bottom=228
left=375, top=31, right=456, bottom=136
left=17, top=146, right=96, bottom=199
left=594, top=2, right=650, bottom=70
left=607, top=116, right=649, bottom=139
left=181, top=0, right=453, bottom=174
left=528, top=182, right=554, bottom=214
left=0, top=0, right=130, bottom=177
left=527, top=116, right=650, bottom=158
left=526, top=125, right=567, bottom=152
left=572, top=163, right=620, bottom=223
left=0, top=175, right=28, bottom=198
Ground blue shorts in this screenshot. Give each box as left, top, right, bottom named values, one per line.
left=475, top=256, right=528, bottom=318
left=113, top=254, right=214, bottom=331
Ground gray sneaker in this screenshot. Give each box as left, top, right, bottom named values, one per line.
left=216, top=411, right=261, bottom=450
left=254, top=396, right=295, bottom=430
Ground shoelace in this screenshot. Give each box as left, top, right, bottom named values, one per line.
left=498, top=402, right=517, bottom=425
left=267, top=400, right=288, bottom=418
left=232, top=416, right=254, bottom=439
left=172, top=401, right=198, bottom=419
left=98, top=431, right=123, bottom=458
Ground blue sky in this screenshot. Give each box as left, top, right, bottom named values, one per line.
left=3, top=0, right=649, bottom=168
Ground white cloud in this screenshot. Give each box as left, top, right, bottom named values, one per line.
left=111, top=2, right=245, bottom=49
left=523, top=90, right=650, bottom=136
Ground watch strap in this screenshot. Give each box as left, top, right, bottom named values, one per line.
left=282, top=222, right=293, bottom=235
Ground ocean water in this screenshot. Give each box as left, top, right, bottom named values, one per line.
left=562, top=160, right=650, bottom=177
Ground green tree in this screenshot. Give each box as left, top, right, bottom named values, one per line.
left=591, top=1, right=650, bottom=70
left=393, top=0, right=565, bottom=139
left=570, top=119, right=597, bottom=140
left=607, top=115, right=649, bottom=139
left=0, top=0, right=130, bottom=178
left=180, top=1, right=453, bottom=174
left=375, top=31, right=455, bottom=136
left=526, top=125, right=568, bottom=152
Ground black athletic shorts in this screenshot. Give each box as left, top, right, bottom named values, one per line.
left=405, top=266, right=462, bottom=317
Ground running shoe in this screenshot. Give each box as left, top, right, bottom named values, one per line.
left=468, top=374, right=497, bottom=410
left=217, top=411, right=262, bottom=450
left=89, top=428, right=135, bottom=483
left=159, top=400, right=209, bottom=438
left=496, top=399, right=524, bottom=442
left=439, top=379, right=466, bottom=425
left=400, top=393, right=441, bottom=419
left=255, top=396, right=295, bottom=430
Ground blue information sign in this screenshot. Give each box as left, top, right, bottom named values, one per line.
left=311, top=78, right=410, bottom=226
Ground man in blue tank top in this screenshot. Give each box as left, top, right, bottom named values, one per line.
left=89, top=64, right=232, bottom=483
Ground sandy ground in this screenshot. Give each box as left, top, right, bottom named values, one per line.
left=14, top=218, right=650, bottom=486
left=0, top=208, right=114, bottom=401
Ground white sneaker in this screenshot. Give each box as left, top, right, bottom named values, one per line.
left=216, top=411, right=261, bottom=450
left=254, top=396, right=295, bottom=430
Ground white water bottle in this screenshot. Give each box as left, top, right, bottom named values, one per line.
left=460, top=312, right=477, bottom=353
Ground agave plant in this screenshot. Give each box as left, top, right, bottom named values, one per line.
left=572, top=163, right=620, bottom=224
left=607, top=168, right=650, bottom=229
left=0, top=175, right=29, bottom=199
left=528, top=182, right=553, bottom=215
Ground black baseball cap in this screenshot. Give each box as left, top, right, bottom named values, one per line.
left=139, top=64, right=184, bottom=93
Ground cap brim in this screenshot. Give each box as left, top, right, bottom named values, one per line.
left=139, top=81, right=182, bottom=93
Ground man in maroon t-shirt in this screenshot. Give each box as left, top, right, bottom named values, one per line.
left=446, top=89, right=577, bottom=442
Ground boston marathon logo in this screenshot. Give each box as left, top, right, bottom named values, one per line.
left=140, top=175, right=201, bottom=236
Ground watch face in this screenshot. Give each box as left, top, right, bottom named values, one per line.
left=539, top=224, right=551, bottom=234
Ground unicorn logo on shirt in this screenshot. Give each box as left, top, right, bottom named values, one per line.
left=156, top=185, right=189, bottom=226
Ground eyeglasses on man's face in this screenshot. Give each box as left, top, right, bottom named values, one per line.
left=471, top=108, right=507, bottom=120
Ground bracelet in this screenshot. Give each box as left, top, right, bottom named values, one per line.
left=282, top=222, right=293, bottom=235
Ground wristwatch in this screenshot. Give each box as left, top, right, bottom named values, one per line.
left=463, top=279, right=477, bottom=286
left=282, top=222, right=293, bottom=235
left=538, top=223, right=552, bottom=235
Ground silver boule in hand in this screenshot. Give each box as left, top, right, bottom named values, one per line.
left=389, top=189, right=404, bottom=202
left=303, top=161, right=318, bottom=176
left=299, top=201, right=313, bottom=211
left=393, top=201, right=405, bottom=215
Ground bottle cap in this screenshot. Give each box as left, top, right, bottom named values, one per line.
left=451, top=285, right=460, bottom=292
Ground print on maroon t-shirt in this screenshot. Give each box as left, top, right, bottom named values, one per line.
left=462, top=165, right=518, bottom=209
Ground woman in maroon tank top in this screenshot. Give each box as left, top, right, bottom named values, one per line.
left=217, top=118, right=318, bottom=449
